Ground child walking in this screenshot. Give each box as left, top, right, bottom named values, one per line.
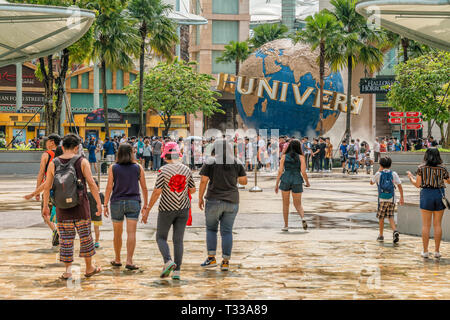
left=370, top=157, right=404, bottom=243
left=88, top=179, right=104, bottom=248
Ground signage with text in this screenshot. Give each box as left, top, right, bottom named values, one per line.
left=360, top=77, right=395, bottom=94
left=0, top=92, right=45, bottom=107
left=85, top=108, right=124, bottom=124
left=0, top=64, right=43, bottom=88
left=406, top=124, right=423, bottom=130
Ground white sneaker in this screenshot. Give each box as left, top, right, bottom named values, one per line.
left=421, top=252, right=430, bottom=259
left=281, top=227, right=289, bottom=232
left=172, top=270, right=181, bottom=280
left=434, top=252, right=442, bottom=259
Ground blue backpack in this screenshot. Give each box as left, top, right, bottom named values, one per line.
left=378, top=171, right=395, bottom=201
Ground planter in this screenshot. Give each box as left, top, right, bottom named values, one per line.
left=373, top=152, right=450, bottom=175
left=0, top=150, right=43, bottom=175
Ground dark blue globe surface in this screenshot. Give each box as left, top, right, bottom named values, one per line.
left=235, top=39, right=344, bottom=137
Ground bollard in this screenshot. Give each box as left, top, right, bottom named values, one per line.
left=249, top=163, right=262, bottom=192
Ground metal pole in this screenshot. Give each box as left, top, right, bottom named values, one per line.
left=249, top=161, right=262, bottom=192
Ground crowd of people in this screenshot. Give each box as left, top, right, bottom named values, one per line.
left=21, top=131, right=448, bottom=281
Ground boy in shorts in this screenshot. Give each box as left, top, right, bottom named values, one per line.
left=88, top=179, right=105, bottom=248
left=370, top=157, right=404, bottom=243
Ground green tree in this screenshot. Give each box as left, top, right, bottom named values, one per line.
left=249, top=23, right=289, bottom=50
left=294, top=10, right=341, bottom=135
left=126, top=59, right=224, bottom=137
left=386, top=51, right=450, bottom=146
left=327, top=0, right=385, bottom=142
left=128, top=0, right=179, bottom=137
left=91, top=0, right=140, bottom=138
left=9, top=0, right=94, bottom=135
left=383, top=30, right=432, bottom=63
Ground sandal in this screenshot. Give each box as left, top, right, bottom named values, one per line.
left=60, top=273, right=72, bottom=280
left=110, top=261, right=122, bottom=267
left=125, top=264, right=139, bottom=271
left=85, top=266, right=101, bottom=278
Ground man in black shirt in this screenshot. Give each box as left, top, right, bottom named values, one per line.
left=319, top=137, right=326, bottom=172
left=311, top=138, right=320, bottom=173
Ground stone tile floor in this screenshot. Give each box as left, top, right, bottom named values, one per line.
left=0, top=171, right=448, bottom=299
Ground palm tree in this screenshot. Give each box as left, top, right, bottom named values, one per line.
left=249, top=23, right=289, bottom=50
left=128, top=0, right=179, bottom=137
left=91, top=0, right=140, bottom=138
left=327, top=0, right=385, bottom=142
left=216, top=41, right=252, bottom=76
left=216, top=41, right=252, bottom=128
left=295, top=11, right=341, bottom=135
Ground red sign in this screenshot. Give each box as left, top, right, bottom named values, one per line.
left=406, top=118, right=422, bottom=124
left=388, top=118, right=403, bottom=124
left=389, top=111, right=404, bottom=117
left=406, top=111, right=422, bottom=117
left=406, top=124, right=423, bottom=130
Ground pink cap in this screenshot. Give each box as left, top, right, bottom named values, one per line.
left=161, top=141, right=182, bottom=159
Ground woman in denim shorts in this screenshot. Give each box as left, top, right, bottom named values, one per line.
left=104, top=144, right=148, bottom=270
left=275, top=139, right=311, bottom=232
left=408, top=148, right=450, bottom=259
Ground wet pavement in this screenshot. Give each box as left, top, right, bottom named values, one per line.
left=0, top=171, right=449, bottom=299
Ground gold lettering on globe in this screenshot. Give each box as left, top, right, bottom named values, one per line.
left=217, top=73, right=363, bottom=115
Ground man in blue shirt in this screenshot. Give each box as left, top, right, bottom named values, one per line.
left=340, top=140, right=348, bottom=174
left=103, top=137, right=116, bottom=164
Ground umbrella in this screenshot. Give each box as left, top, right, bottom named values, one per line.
left=185, top=136, right=203, bottom=141
left=0, top=0, right=95, bottom=68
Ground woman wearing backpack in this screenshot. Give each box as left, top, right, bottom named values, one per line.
left=42, top=134, right=103, bottom=280
left=104, top=144, right=148, bottom=270
left=407, top=148, right=450, bottom=259
left=275, top=139, right=310, bottom=232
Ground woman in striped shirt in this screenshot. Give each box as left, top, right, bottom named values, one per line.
left=407, top=148, right=450, bottom=259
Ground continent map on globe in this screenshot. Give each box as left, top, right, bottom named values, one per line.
left=235, top=38, right=345, bottom=137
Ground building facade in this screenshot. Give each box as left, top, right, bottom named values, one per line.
left=189, top=0, right=250, bottom=133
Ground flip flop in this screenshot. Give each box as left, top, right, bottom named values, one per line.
left=110, top=261, right=122, bottom=267
left=60, top=273, right=72, bottom=280
left=85, top=266, right=101, bottom=278
left=125, top=264, right=139, bottom=271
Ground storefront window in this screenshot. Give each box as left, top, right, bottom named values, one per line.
left=81, top=73, right=89, bottom=89
left=116, top=69, right=124, bottom=90
left=70, top=76, right=78, bottom=89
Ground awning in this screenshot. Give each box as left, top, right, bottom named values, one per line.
left=167, top=10, right=207, bottom=25
left=0, top=0, right=95, bottom=67
left=356, top=0, right=450, bottom=51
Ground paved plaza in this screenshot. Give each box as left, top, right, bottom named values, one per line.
left=0, top=171, right=449, bottom=300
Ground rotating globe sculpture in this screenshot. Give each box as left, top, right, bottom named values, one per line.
left=235, top=38, right=345, bottom=137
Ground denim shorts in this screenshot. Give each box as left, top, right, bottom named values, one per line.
left=420, top=188, right=445, bottom=212
left=110, top=200, right=141, bottom=222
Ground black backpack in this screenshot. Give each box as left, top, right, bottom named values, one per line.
left=52, top=156, right=82, bottom=209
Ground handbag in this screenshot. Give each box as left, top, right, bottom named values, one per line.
left=439, top=188, right=450, bottom=210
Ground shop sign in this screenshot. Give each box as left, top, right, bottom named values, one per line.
left=360, top=77, right=395, bottom=94
left=86, top=108, right=124, bottom=124
left=0, top=64, right=43, bottom=88
left=0, top=92, right=45, bottom=107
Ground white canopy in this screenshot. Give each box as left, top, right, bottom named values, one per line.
left=0, top=0, right=95, bottom=67
left=166, top=10, right=207, bottom=25
left=250, top=0, right=319, bottom=24
left=356, top=0, right=450, bottom=51
left=163, top=0, right=207, bottom=25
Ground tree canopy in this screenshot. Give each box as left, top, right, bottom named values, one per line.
left=387, top=51, right=450, bottom=145
left=126, top=59, right=224, bottom=136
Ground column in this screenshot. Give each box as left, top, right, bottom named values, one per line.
left=93, top=63, right=100, bottom=108
left=16, top=63, right=22, bottom=112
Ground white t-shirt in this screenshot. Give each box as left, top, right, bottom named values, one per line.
left=373, top=142, right=380, bottom=153
left=371, top=169, right=402, bottom=202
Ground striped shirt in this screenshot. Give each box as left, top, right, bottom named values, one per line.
left=155, top=163, right=195, bottom=212
left=416, top=165, right=449, bottom=189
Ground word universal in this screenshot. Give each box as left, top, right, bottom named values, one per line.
left=217, top=73, right=364, bottom=115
